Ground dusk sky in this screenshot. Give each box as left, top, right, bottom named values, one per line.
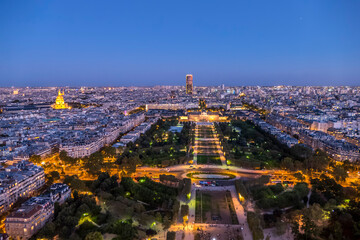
left=1, top=0, right=359, bottom=87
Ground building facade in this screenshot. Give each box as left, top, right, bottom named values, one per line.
left=186, top=74, right=193, bottom=95
left=59, top=112, right=146, bottom=158
left=5, top=183, right=70, bottom=240
left=5, top=198, right=53, bottom=240
left=0, top=161, right=45, bottom=214
left=51, top=90, right=70, bottom=110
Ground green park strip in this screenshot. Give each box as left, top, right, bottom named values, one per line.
left=196, top=155, right=222, bottom=165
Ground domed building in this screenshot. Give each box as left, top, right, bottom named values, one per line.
left=52, top=90, right=70, bottom=109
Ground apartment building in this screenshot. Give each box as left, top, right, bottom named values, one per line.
left=0, top=161, right=45, bottom=214
left=5, top=183, right=70, bottom=240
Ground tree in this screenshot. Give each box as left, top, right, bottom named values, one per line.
left=172, top=200, right=180, bottom=223
left=166, top=231, right=176, bottom=240
left=290, top=145, right=312, bottom=160
left=59, top=150, right=78, bottom=165
left=180, top=204, right=189, bottom=218
left=304, top=204, right=324, bottom=225
left=155, top=212, right=163, bottom=223
left=50, top=171, right=60, bottom=180
left=311, top=175, right=344, bottom=203
left=59, top=150, right=68, bottom=161
left=294, top=182, right=309, bottom=199
left=29, top=154, right=41, bottom=164
left=162, top=215, right=172, bottom=239
left=163, top=216, right=172, bottom=231
left=105, top=219, right=136, bottom=239
left=247, top=211, right=264, bottom=240
left=281, top=157, right=294, bottom=171
left=51, top=146, right=59, bottom=154
left=275, top=219, right=286, bottom=236
left=235, top=179, right=248, bottom=200
left=38, top=222, right=56, bottom=238
left=102, top=146, right=116, bottom=157
left=63, top=175, right=88, bottom=191
left=85, top=231, right=103, bottom=240
left=182, top=178, right=191, bottom=199
left=84, top=152, right=104, bottom=175
left=330, top=221, right=343, bottom=240
left=332, top=165, right=348, bottom=182
left=290, top=205, right=323, bottom=240
left=307, top=150, right=330, bottom=171
left=289, top=210, right=301, bottom=238
left=301, top=214, right=320, bottom=239
left=293, top=172, right=305, bottom=181
left=294, top=160, right=304, bottom=171
left=180, top=204, right=189, bottom=225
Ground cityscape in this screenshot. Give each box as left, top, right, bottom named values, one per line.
left=0, top=82, right=360, bottom=240
left=1, top=1, right=360, bottom=240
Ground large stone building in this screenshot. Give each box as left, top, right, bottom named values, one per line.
left=0, top=161, right=45, bottom=214
left=5, top=183, right=71, bottom=240
left=51, top=90, right=70, bottom=110
left=5, top=198, right=53, bottom=240
left=183, top=111, right=228, bottom=122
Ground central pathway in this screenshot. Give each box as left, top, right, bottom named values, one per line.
left=167, top=121, right=260, bottom=240
left=194, top=122, right=226, bottom=166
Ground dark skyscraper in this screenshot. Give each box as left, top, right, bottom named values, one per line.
left=186, top=74, right=193, bottom=95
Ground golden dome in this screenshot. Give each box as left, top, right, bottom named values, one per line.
left=52, top=90, right=70, bottom=109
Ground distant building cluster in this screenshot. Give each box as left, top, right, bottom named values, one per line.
left=266, top=114, right=360, bottom=161
left=0, top=85, right=359, bottom=164
left=60, top=112, right=146, bottom=158
left=299, top=129, right=360, bottom=161
left=119, top=117, right=159, bottom=145
left=253, top=118, right=299, bottom=148
left=238, top=86, right=360, bottom=162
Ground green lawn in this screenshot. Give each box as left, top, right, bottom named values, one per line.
left=197, top=142, right=217, bottom=147
left=195, top=191, right=212, bottom=223
left=197, top=155, right=222, bottom=165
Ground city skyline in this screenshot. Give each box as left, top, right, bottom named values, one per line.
left=1, top=85, right=360, bottom=239
left=1, top=0, right=360, bottom=87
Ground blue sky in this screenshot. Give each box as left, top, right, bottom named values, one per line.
left=0, top=0, right=359, bottom=86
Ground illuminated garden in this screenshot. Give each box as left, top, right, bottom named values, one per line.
left=24, top=116, right=360, bottom=240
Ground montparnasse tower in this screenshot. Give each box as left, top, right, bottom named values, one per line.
left=52, top=90, right=71, bottom=109
left=186, top=74, right=193, bottom=95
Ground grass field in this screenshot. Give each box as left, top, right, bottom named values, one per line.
left=195, top=190, right=202, bottom=223
left=195, top=190, right=236, bottom=224
left=195, top=191, right=212, bottom=222
left=197, top=155, right=222, bottom=165
left=197, top=142, right=218, bottom=147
